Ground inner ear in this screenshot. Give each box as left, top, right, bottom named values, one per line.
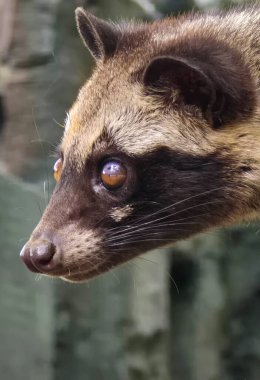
left=143, top=56, right=216, bottom=122
left=75, top=7, right=120, bottom=60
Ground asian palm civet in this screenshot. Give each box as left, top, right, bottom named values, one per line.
left=20, top=5, right=260, bottom=282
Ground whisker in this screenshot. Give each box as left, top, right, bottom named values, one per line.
left=43, top=180, right=48, bottom=208
left=145, top=199, right=222, bottom=228
left=106, top=221, right=202, bottom=243
left=30, top=138, right=58, bottom=150
left=106, top=212, right=207, bottom=238
left=33, top=193, right=43, bottom=217
left=53, top=118, right=65, bottom=129
left=109, top=212, right=209, bottom=236
left=32, top=107, right=51, bottom=206
left=108, top=199, right=222, bottom=240
left=127, top=187, right=223, bottom=226
left=108, top=189, right=223, bottom=238
left=166, top=270, right=179, bottom=294
left=108, top=233, right=186, bottom=247
left=134, top=255, right=180, bottom=295
left=107, top=268, right=121, bottom=284
left=93, top=200, right=161, bottom=229
left=35, top=274, right=43, bottom=281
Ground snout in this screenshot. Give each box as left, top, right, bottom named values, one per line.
left=20, top=237, right=63, bottom=275
left=19, top=220, right=131, bottom=281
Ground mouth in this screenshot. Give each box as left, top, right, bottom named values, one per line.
left=61, top=251, right=133, bottom=282
left=61, top=265, right=107, bottom=282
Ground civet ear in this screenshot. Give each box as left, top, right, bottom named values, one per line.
left=143, top=55, right=255, bottom=127
left=75, top=7, right=120, bottom=60
left=143, top=56, right=218, bottom=122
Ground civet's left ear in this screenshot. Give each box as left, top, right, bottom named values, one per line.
left=143, top=56, right=255, bottom=128
left=75, top=7, right=120, bottom=60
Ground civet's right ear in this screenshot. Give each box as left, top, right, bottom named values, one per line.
left=143, top=56, right=218, bottom=124
left=75, top=7, right=120, bottom=60
left=143, top=55, right=255, bottom=128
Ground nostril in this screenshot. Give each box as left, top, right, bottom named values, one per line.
left=30, top=242, right=56, bottom=267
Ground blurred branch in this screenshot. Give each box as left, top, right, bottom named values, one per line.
left=194, top=0, right=221, bottom=9
left=0, top=0, right=16, bottom=62
left=130, top=0, right=162, bottom=18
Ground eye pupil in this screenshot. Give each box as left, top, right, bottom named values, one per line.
left=101, top=161, right=127, bottom=190
left=53, top=158, right=63, bottom=182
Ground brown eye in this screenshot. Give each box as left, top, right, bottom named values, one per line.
left=101, top=161, right=127, bottom=190
left=53, top=158, right=63, bottom=182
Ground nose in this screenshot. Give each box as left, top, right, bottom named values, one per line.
left=20, top=239, right=60, bottom=274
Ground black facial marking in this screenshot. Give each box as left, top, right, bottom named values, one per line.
left=50, top=144, right=247, bottom=255
left=75, top=146, right=238, bottom=257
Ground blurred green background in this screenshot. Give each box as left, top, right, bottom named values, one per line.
left=0, top=0, right=259, bottom=379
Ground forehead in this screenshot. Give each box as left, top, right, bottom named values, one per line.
left=60, top=62, right=208, bottom=168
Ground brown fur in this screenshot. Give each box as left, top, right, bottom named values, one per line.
left=21, top=5, right=260, bottom=282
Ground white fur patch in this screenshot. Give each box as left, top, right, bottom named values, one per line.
left=110, top=205, right=134, bottom=222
